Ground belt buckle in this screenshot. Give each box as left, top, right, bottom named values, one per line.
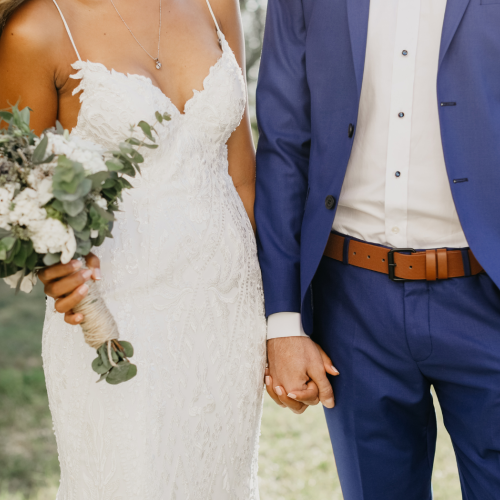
left=388, top=248, right=416, bottom=282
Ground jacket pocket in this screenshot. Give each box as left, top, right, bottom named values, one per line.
left=481, top=0, right=500, bottom=4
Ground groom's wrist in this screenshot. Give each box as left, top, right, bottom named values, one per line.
left=267, top=312, right=309, bottom=340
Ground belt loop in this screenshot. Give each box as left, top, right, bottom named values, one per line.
left=436, top=249, right=448, bottom=280
left=461, top=248, right=471, bottom=277
left=343, top=236, right=351, bottom=265
left=425, top=249, right=437, bottom=281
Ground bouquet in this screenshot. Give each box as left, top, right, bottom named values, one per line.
left=0, top=105, right=170, bottom=385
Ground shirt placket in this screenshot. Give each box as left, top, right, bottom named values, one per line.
left=384, top=0, right=421, bottom=247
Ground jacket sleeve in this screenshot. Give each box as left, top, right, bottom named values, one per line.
left=255, top=0, right=311, bottom=317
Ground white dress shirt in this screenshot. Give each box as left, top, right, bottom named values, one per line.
left=268, top=0, right=469, bottom=340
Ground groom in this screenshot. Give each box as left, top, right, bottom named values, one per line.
left=255, top=0, right=500, bottom=498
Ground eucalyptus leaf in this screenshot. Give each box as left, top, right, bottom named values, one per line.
left=5, top=239, right=21, bottom=264
left=0, top=110, right=13, bottom=123
left=19, top=107, right=30, bottom=127
left=74, top=228, right=90, bottom=240
left=1, top=237, right=16, bottom=252
left=138, top=121, right=154, bottom=142
left=32, top=134, right=48, bottom=164
left=155, top=111, right=163, bottom=123
left=55, top=121, right=64, bottom=135
left=96, top=372, right=110, bottom=383
left=92, top=356, right=110, bottom=375
left=106, top=158, right=125, bottom=172
left=119, top=341, right=134, bottom=358
left=25, top=250, right=38, bottom=271
left=88, top=171, right=110, bottom=189
left=67, top=211, right=88, bottom=232
left=76, top=239, right=91, bottom=256
left=43, top=253, right=61, bottom=266
left=98, top=345, right=112, bottom=370
left=106, top=361, right=137, bottom=385
left=63, top=198, right=85, bottom=217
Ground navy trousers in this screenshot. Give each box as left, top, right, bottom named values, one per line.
left=312, top=244, right=500, bottom=500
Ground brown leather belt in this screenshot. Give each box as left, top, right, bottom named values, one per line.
left=323, top=233, right=483, bottom=281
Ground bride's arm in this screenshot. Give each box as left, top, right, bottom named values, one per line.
left=0, top=0, right=100, bottom=325
left=212, top=0, right=257, bottom=232
left=0, top=0, right=75, bottom=135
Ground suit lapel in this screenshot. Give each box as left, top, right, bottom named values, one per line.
left=346, top=0, right=371, bottom=98
left=439, top=0, right=471, bottom=67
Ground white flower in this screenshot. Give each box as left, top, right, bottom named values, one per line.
left=29, top=218, right=77, bottom=264
left=9, top=189, right=46, bottom=226
left=89, top=192, right=107, bottom=210
left=0, top=184, right=17, bottom=216
left=36, top=178, right=54, bottom=206
left=3, top=270, right=37, bottom=293
left=40, top=132, right=107, bottom=175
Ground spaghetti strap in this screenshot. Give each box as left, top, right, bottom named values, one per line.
left=205, top=0, right=222, bottom=35
left=51, top=0, right=82, bottom=61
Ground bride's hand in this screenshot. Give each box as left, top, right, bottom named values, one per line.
left=39, top=253, right=101, bottom=326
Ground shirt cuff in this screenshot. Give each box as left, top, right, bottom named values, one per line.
left=267, top=312, right=309, bottom=340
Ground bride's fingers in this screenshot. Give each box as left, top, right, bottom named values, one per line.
left=55, top=284, right=89, bottom=314
left=85, top=253, right=101, bottom=281
left=265, top=375, right=286, bottom=408
left=64, top=311, right=84, bottom=326
left=38, top=259, right=82, bottom=285
left=45, top=269, right=93, bottom=299
left=315, top=342, right=340, bottom=376
left=287, top=381, right=320, bottom=406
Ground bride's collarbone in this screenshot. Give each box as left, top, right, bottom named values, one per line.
left=59, top=0, right=224, bottom=108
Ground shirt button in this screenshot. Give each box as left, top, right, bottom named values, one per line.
left=395, top=171, right=401, bottom=178
left=392, top=227, right=400, bottom=234
left=325, top=195, right=336, bottom=210
left=398, top=112, right=405, bottom=118
left=402, top=50, right=408, bottom=56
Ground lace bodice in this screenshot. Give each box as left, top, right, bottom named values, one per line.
left=71, top=31, right=245, bottom=155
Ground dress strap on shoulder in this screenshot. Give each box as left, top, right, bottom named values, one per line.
left=204, top=0, right=222, bottom=35
left=51, top=0, right=82, bottom=61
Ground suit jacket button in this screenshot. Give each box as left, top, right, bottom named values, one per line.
left=325, top=195, right=336, bottom=210
left=348, top=123, right=355, bottom=138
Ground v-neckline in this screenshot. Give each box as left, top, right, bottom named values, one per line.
left=71, top=32, right=229, bottom=117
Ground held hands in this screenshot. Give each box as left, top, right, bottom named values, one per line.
left=38, top=253, right=101, bottom=326
left=265, top=337, right=339, bottom=414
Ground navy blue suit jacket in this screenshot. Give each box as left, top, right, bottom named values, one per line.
left=255, top=0, right=500, bottom=334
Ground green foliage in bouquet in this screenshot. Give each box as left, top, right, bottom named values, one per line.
left=92, top=340, right=137, bottom=384
left=0, top=105, right=171, bottom=385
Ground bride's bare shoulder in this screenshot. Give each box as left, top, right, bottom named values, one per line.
left=0, top=0, right=65, bottom=56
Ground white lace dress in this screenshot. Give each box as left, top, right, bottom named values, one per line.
left=42, top=2, right=267, bottom=499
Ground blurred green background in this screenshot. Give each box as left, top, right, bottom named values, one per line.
left=0, top=281, right=462, bottom=500
left=0, top=1, right=462, bottom=498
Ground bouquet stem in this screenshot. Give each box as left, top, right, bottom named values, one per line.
left=73, top=277, right=119, bottom=349
left=73, top=273, right=137, bottom=384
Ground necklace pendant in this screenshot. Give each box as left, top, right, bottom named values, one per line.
left=155, top=59, right=162, bottom=70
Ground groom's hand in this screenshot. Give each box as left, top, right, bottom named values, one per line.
left=266, top=337, right=339, bottom=413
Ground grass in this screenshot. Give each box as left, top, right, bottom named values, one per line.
left=0, top=281, right=461, bottom=499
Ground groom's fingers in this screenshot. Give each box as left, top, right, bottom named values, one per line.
left=288, top=381, right=320, bottom=406
left=309, top=365, right=335, bottom=409
left=315, top=343, right=340, bottom=376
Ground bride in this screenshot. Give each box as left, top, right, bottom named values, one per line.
left=0, top=0, right=267, bottom=498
